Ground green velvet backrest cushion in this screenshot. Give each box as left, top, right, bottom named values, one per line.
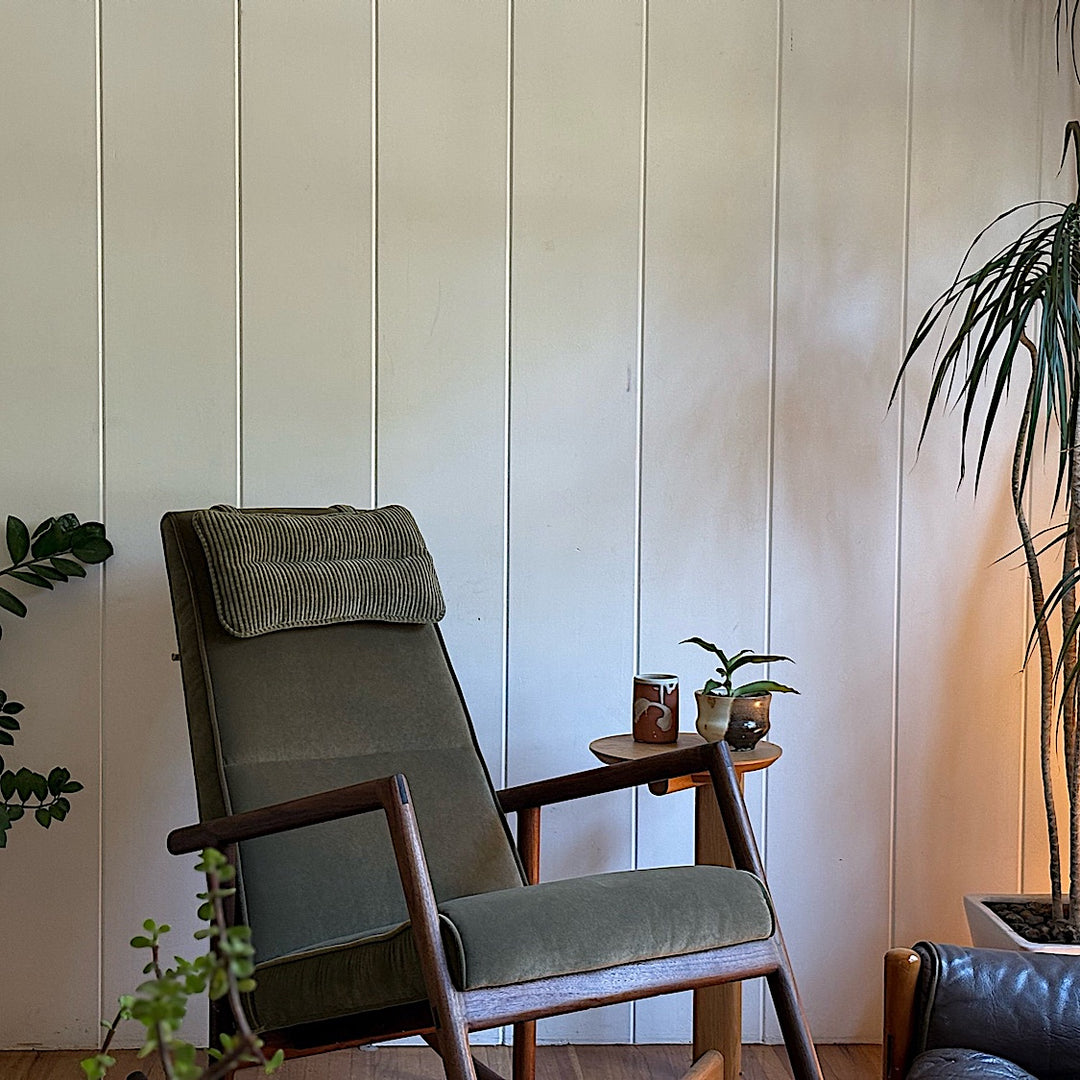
left=161, top=509, right=524, bottom=963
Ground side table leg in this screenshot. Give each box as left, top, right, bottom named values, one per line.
left=694, top=782, right=742, bottom=1080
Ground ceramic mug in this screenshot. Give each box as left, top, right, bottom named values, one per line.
left=633, top=674, right=679, bottom=743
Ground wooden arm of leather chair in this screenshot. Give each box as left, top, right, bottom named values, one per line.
left=883, top=948, right=921, bottom=1080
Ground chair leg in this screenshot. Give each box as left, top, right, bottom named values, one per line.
left=682, top=1050, right=725, bottom=1080
left=766, top=955, right=824, bottom=1080
left=512, top=1019, right=536, bottom=1080
left=429, top=1024, right=479, bottom=1080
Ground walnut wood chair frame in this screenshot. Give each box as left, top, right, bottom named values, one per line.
left=881, top=948, right=922, bottom=1080
left=170, top=738, right=821, bottom=1080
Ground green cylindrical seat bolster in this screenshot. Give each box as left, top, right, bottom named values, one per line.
left=246, top=865, right=773, bottom=1032
left=439, top=865, right=774, bottom=990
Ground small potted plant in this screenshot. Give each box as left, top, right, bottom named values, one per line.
left=680, top=637, right=798, bottom=749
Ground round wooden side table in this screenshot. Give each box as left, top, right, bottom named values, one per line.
left=588, top=732, right=782, bottom=1080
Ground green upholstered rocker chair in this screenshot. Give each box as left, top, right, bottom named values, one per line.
left=160, top=505, right=822, bottom=1080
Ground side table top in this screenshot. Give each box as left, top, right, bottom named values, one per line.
left=589, top=734, right=781, bottom=791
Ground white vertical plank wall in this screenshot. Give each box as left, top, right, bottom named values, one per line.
left=99, top=0, right=239, bottom=1043
left=240, top=0, right=373, bottom=508
left=895, top=0, right=1044, bottom=952
left=508, top=0, right=644, bottom=1045
left=3, top=0, right=1078, bottom=1051
left=768, top=0, right=909, bottom=1041
left=375, top=0, right=509, bottom=773
left=635, top=0, right=778, bottom=1045
left=0, top=0, right=101, bottom=1045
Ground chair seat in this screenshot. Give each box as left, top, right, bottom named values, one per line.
left=246, top=864, right=774, bottom=1032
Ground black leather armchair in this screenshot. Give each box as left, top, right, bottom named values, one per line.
left=883, top=943, right=1080, bottom=1080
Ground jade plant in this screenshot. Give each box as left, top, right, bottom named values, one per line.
left=680, top=637, right=799, bottom=698
left=83, top=848, right=283, bottom=1080
left=0, top=512, right=113, bottom=847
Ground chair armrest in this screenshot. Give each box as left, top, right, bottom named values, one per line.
left=167, top=775, right=405, bottom=854
left=908, top=941, right=1080, bottom=1079
left=496, top=742, right=718, bottom=814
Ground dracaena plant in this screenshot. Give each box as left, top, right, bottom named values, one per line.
left=893, top=120, right=1080, bottom=931
left=0, top=512, right=113, bottom=847
left=83, top=848, right=284, bottom=1080
left=680, top=637, right=799, bottom=698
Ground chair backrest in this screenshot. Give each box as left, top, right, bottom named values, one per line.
left=161, top=507, right=524, bottom=963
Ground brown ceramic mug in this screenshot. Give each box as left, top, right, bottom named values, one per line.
left=633, top=674, right=679, bottom=743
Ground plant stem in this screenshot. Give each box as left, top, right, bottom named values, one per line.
left=1017, top=334, right=1063, bottom=921
left=1069, top=416, right=1080, bottom=927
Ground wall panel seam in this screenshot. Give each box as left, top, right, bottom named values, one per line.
left=234, top=0, right=243, bottom=506
left=761, top=0, right=784, bottom=1036
left=370, top=0, right=380, bottom=507
left=502, top=0, right=515, bottom=798
left=890, top=0, right=916, bottom=950
left=95, top=0, right=106, bottom=1034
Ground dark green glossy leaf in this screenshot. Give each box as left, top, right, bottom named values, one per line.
left=6, top=805, right=23, bottom=820
left=10, top=570, right=52, bottom=590
left=28, top=772, right=47, bottom=801
left=61, top=781, right=83, bottom=793
left=50, top=802, right=66, bottom=821
left=3, top=701, right=24, bottom=714
left=0, top=588, right=27, bottom=618
left=51, top=557, right=85, bottom=578
left=0, top=716, right=20, bottom=731
left=0, top=732, right=12, bottom=746
left=31, top=563, right=66, bottom=582
left=30, top=520, right=69, bottom=559
left=0, top=771, right=15, bottom=800
left=30, top=517, right=54, bottom=540
left=47, top=767, right=65, bottom=795
left=35, top=806, right=51, bottom=828
left=71, top=536, right=113, bottom=565
left=6, top=517, right=29, bottom=564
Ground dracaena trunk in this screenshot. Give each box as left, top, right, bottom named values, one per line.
left=1016, top=341, right=1062, bottom=921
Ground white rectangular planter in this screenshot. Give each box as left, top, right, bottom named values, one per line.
left=964, top=893, right=1080, bottom=954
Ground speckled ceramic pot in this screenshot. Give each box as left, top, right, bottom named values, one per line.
left=724, top=693, right=771, bottom=750
left=694, top=691, right=732, bottom=743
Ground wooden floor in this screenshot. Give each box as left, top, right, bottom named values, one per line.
left=2, top=1045, right=878, bottom=1080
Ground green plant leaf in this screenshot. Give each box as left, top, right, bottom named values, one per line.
left=51, top=556, right=86, bottom=578
left=62, top=780, right=84, bottom=793
left=35, top=806, right=51, bottom=828
left=0, top=771, right=16, bottom=800
left=724, top=652, right=794, bottom=674
left=679, top=636, right=723, bottom=657
left=30, top=519, right=70, bottom=559
left=71, top=534, right=114, bottom=565
left=31, top=562, right=67, bottom=582
left=29, top=772, right=47, bottom=801
left=0, top=716, right=20, bottom=732
left=0, top=732, right=12, bottom=746
left=6, top=517, right=29, bottom=564
left=47, top=767, right=66, bottom=795
left=0, top=588, right=27, bottom=618
left=732, top=680, right=800, bottom=697
left=7, top=805, right=23, bottom=820
left=3, top=701, right=25, bottom=714
left=31, top=517, right=54, bottom=540
left=10, top=570, right=52, bottom=590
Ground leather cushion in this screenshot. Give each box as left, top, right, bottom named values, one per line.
left=907, top=1049, right=1038, bottom=1080
left=245, top=865, right=774, bottom=1032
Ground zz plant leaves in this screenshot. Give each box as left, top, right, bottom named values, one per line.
left=0, top=511, right=112, bottom=848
